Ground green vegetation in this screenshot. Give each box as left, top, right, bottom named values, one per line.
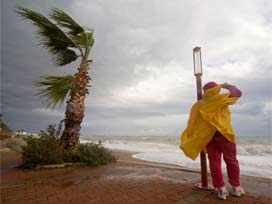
left=21, top=124, right=116, bottom=168
left=0, top=114, right=13, bottom=140
left=16, top=7, right=95, bottom=149
left=21, top=124, right=64, bottom=167
left=66, top=143, right=116, bottom=166
left=0, top=114, right=10, bottom=131
left=15, top=8, right=114, bottom=168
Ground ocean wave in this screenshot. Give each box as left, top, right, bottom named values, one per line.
left=79, top=136, right=272, bottom=178
left=237, top=144, right=272, bottom=156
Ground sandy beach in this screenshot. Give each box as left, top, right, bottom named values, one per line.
left=1, top=149, right=271, bottom=204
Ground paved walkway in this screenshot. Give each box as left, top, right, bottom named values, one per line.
left=1, top=151, right=271, bottom=204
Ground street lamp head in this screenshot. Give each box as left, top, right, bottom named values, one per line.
left=193, top=47, right=202, bottom=76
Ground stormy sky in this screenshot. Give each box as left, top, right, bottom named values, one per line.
left=1, top=0, right=271, bottom=137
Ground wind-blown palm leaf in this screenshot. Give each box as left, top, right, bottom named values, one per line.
left=16, top=7, right=78, bottom=65
left=55, top=49, right=78, bottom=66
left=72, top=31, right=95, bottom=49
left=50, top=8, right=84, bottom=36
left=34, top=75, right=75, bottom=108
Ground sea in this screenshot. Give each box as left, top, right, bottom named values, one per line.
left=80, top=135, right=272, bottom=179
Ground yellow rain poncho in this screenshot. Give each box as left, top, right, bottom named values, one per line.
left=180, top=85, right=239, bottom=160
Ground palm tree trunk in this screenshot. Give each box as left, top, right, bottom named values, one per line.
left=61, top=60, right=90, bottom=149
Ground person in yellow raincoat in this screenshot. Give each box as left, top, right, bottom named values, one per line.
left=180, top=81, right=245, bottom=200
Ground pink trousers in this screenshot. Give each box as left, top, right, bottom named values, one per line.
left=206, top=135, right=240, bottom=188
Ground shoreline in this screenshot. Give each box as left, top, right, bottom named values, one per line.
left=82, top=136, right=272, bottom=179
left=2, top=147, right=272, bottom=183
left=112, top=149, right=201, bottom=173
left=111, top=149, right=272, bottom=181
left=1, top=145, right=271, bottom=180
left=112, top=149, right=272, bottom=198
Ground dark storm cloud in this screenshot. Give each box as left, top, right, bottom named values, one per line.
left=86, top=101, right=190, bottom=121
left=1, top=0, right=76, bottom=131
left=1, top=0, right=271, bottom=136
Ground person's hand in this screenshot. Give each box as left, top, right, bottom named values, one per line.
left=220, top=83, right=232, bottom=89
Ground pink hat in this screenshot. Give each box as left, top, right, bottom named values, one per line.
left=203, top=81, right=218, bottom=91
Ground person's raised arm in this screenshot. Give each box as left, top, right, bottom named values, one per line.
left=220, top=83, right=242, bottom=98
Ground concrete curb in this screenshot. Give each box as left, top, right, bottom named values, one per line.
left=35, top=162, right=75, bottom=169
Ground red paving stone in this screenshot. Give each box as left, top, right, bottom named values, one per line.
left=1, top=151, right=271, bottom=204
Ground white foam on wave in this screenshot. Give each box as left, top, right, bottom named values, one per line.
left=237, top=144, right=272, bottom=155
left=80, top=138, right=272, bottom=179
left=132, top=152, right=272, bottom=178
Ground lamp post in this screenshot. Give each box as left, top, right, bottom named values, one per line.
left=193, top=47, right=203, bottom=101
left=193, top=47, right=213, bottom=190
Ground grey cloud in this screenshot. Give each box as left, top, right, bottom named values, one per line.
left=85, top=101, right=190, bottom=121
left=1, top=0, right=271, bottom=137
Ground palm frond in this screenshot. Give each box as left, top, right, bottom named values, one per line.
left=55, top=49, right=78, bottom=66
left=16, top=7, right=78, bottom=65
left=34, top=75, right=75, bottom=109
left=72, top=31, right=94, bottom=49
left=50, top=8, right=84, bottom=36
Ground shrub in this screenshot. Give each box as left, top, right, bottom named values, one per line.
left=68, top=143, right=116, bottom=166
left=21, top=124, right=64, bottom=167
left=21, top=123, right=116, bottom=168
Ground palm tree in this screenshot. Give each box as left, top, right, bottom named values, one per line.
left=16, top=7, right=94, bottom=149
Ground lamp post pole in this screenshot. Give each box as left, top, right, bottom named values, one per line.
left=193, top=47, right=213, bottom=190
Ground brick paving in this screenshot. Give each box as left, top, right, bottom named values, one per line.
left=1, top=151, right=271, bottom=204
